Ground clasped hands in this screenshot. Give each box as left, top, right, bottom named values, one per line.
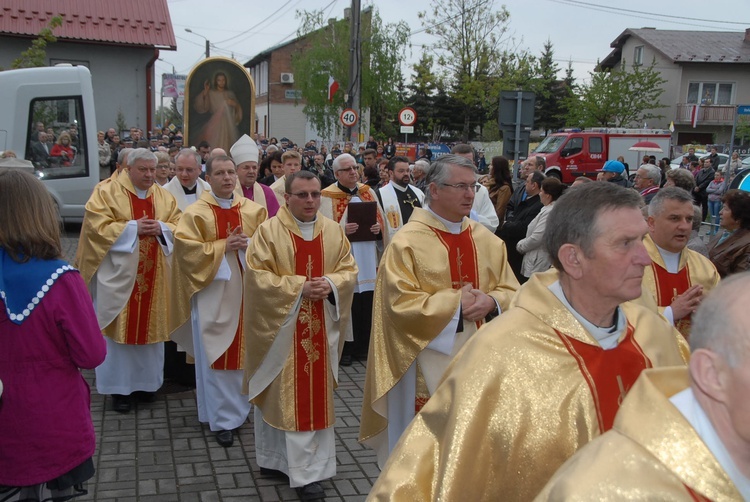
left=302, top=277, right=332, bottom=301
left=225, top=226, right=249, bottom=252
left=136, top=216, right=163, bottom=237
left=460, top=283, right=496, bottom=322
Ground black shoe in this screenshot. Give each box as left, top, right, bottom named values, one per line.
left=340, top=354, right=352, bottom=366
left=295, top=482, right=325, bottom=501
left=112, top=394, right=131, bottom=413
left=259, top=467, right=288, bottom=479
left=133, top=391, right=156, bottom=403
left=215, top=430, right=233, bottom=447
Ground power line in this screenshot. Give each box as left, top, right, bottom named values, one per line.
left=214, top=0, right=296, bottom=44
left=551, top=0, right=750, bottom=26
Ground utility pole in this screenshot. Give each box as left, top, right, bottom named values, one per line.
left=345, top=0, right=361, bottom=142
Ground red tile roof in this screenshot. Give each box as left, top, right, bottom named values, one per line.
left=0, top=0, right=176, bottom=49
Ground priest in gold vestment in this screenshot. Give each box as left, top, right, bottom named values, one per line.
left=368, top=182, right=689, bottom=502
left=170, top=156, right=267, bottom=447
left=76, top=148, right=181, bottom=413
left=244, top=171, right=358, bottom=501
left=635, top=188, right=720, bottom=339
left=538, top=273, right=750, bottom=501
left=359, top=154, right=519, bottom=467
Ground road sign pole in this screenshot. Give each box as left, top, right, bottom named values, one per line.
left=514, top=91, right=523, bottom=167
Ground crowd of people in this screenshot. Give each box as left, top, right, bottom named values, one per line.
left=2, top=129, right=750, bottom=502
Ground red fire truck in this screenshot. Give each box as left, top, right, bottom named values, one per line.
left=531, top=128, right=672, bottom=183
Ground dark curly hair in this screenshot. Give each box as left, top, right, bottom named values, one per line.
left=722, top=189, right=750, bottom=229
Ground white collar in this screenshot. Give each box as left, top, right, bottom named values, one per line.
left=211, top=193, right=234, bottom=209
left=654, top=243, right=681, bottom=274
left=426, top=205, right=463, bottom=234
left=548, top=280, right=625, bottom=349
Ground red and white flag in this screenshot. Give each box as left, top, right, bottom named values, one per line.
left=691, top=104, right=700, bottom=128
left=327, top=75, right=339, bottom=103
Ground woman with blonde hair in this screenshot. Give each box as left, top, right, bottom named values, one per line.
left=0, top=169, right=106, bottom=501
left=50, top=132, right=75, bottom=166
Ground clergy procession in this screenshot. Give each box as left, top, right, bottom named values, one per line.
left=3, top=137, right=750, bottom=502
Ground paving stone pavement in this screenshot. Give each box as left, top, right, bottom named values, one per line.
left=61, top=227, right=378, bottom=501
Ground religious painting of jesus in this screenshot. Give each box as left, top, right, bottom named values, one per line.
left=185, top=57, right=255, bottom=153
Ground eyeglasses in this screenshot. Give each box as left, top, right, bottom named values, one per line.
left=440, top=183, right=481, bottom=193
left=336, top=166, right=357, bottom=173
left=288, top=191, right=322, bottom=199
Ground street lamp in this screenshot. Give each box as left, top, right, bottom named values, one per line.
left=185, top=28, right=210, bottom=58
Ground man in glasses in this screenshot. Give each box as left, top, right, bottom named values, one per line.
left=244, top=170, right=357, bottom=501
left=360, top=154, right=519, bottom=467
left=320, top=153, right=384, bottom=366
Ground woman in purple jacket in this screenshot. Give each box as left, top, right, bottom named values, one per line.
left=0, top=168, right=106, bottom=502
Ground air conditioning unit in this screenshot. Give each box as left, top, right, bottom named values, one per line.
left=280, top=73, right=294, bottom=84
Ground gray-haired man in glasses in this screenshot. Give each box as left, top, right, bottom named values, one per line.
left=360, top=153, right=519, bottom=467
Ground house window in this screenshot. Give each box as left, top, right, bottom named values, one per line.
left=687, top=82, right=734, bottom=105
left=633, top=46, right=644, bottom=66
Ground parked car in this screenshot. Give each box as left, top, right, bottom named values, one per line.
left=670, top=152, right=728, bottom=169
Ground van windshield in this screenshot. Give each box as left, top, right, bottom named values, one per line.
left=533, top=135, right=566, bottom=154
left=25, top=96, right=89, bottom=180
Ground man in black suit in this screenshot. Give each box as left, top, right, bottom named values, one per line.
left=30, top=132, right=51, bottom=168
left=499, top=171, right=545, bottom=283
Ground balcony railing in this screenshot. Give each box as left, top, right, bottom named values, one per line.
left=676, top=103, right=736, bottom=125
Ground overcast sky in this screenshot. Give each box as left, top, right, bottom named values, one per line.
left=161, top=0, right=750, bottom=86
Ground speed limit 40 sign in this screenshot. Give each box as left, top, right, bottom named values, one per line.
left=340, top=108, right=358, bottom=127
left=398, top=107, right=417, bottom=126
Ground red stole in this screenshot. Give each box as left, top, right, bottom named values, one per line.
left=430, top=226, right=481, bottom=328
left=209, top=204, right=245, bottom=370
left=124, top=192, right=158, bottom=345
left=556, top=323, right=652, bottom=431
left=327, top=185, right=384, bottom=230
left=651, top=262, right=692, bottom=336
left=291, top=232, right=331, bottom=431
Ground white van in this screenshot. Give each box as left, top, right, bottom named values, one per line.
left=0, top=65, right=99, bottom=222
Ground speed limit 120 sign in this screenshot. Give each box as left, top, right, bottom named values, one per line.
left=340, top=108, right=358, bottom=127
left=398, top=107, right=417, bottom=126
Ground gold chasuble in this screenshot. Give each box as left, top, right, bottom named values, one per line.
left=368, top=269, right=688, bottom=502
left=169, top=192, right=267, bottom=369
left=536, top=368, right=743, bottom=501
left=76, top=171, right=181, bottom=344
left=635, top=234, right=720, bottom=338
left=243, top=206, right=358, bottom=432
left=360, top=208, right=519, bottom=451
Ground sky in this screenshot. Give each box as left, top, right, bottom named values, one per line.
left=159, top=0, right=750, bottom=96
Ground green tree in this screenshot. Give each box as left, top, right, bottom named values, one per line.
left=568, top=59, right=667, bottom=128
left=736, top=116, right=750, bottom=146
left=291, top=7, right=409, bottom=140
left=405, top=53, right=438, bottom=140
left=419, top=0, right=512, bottom=141
left=10, top=16, right=62, bottom=69
left=530, top=40, right=568, bottom=133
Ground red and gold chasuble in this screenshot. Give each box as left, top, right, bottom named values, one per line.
left=124, top=192, right=158, bottom=345
left=557, top=323, right=652, bottom=431
left=291, top=232, right=331, bottom=431
left=412, top=226, right=481, bottom=413
left=431, top=226, right=481, bottom=325
left=209, top=204, right=245, bottom=370
left=651, top=262, right=693, bottom=337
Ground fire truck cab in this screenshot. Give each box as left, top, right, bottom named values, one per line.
left=531, top=128, right=672, bottom=183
